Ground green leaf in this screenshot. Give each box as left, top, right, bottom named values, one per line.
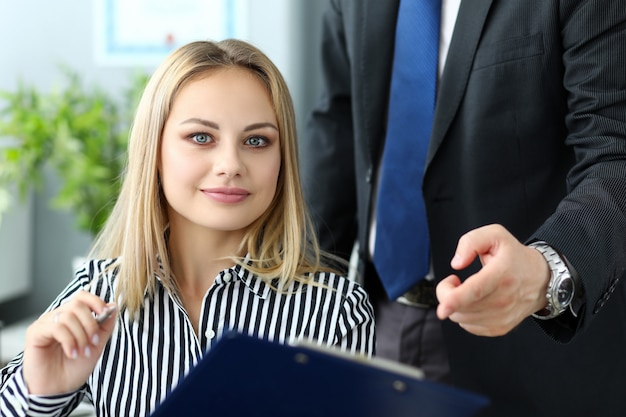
left=0, top=65, right=149, bottom=235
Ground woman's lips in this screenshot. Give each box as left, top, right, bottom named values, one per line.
left=202, top=187, right=250, bottom=203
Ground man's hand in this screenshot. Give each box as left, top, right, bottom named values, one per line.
left=436, top=224, right=550, bottom=336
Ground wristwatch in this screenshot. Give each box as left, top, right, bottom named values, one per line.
left=528, top=241, right=575, bottom=320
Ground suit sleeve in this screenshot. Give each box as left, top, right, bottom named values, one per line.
left=532, top=0, right=626, bottom=341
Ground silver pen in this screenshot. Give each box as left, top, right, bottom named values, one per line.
left=94, top=305, right=116, bottom=325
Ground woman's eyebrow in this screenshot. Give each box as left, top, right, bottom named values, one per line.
left=179, top=117, right=218, bottom=128
left=179, top=118, right=277, bottom=132
left=244, top=122, right=278, bottom=132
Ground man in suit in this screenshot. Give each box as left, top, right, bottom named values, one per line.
left=300, top=0, right=626, bottom=415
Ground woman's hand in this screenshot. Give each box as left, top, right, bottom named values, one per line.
left=22, top=291, right=117, bottom=395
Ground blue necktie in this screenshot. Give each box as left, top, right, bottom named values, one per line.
left=373, top=0, right=441, bottom=300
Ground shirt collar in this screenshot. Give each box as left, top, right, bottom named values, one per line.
left=152, top=253, right=275, bottom=300
left=230, top=255, right=273, bottom=300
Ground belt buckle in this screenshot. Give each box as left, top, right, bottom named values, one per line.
left=396, top=279, right=438, bottom=308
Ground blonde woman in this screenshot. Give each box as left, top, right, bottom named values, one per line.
left=0, top=39, right=375, bottom=416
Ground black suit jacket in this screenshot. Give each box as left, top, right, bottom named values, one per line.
left=301, top=0, right=626, bottom=415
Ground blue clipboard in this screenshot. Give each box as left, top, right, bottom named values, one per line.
left=151, top=332, right=489, bottom=417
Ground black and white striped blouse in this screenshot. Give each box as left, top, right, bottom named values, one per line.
left=0, top=258, right=375, bottom=416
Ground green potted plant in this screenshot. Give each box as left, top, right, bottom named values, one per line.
left=0, top=67, right=148, bottom=236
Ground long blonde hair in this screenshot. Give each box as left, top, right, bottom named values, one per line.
left=88, top=39, right=344, bottom=317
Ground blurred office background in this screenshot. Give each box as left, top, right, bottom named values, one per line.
left=0, top=0, right=326, bottom=330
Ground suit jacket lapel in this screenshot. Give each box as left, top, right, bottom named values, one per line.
left=358, top=0, right=400, bottom=167
left=427, top=0, right=494, bottom=168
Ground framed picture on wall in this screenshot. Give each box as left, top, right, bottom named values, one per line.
left=93, top=0, right=248, bottom=66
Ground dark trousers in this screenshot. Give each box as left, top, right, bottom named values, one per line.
left=365, top=262, right=451, bottom=383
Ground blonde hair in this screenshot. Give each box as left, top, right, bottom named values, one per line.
left=88, top=39, right=344, bottom=316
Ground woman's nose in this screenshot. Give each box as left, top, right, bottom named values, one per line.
left=212, top=143, right=244, bottom=177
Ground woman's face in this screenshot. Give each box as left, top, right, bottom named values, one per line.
left=160, top=67, right=281, bottom=234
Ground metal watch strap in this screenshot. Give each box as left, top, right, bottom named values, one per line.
left=528, top=241, right=573, bottom=320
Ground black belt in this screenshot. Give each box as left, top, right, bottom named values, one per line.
left=396, top=279, right=438, bottom=308
left=364, top=261, right=438, bottom=309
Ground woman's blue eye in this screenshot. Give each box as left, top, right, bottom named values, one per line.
left=191, top=133, right=210, bottom=144
left=246, top=136, right=268, bottom=147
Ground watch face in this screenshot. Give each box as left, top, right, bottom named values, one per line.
left=557, top=277, right=575, bottom=306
